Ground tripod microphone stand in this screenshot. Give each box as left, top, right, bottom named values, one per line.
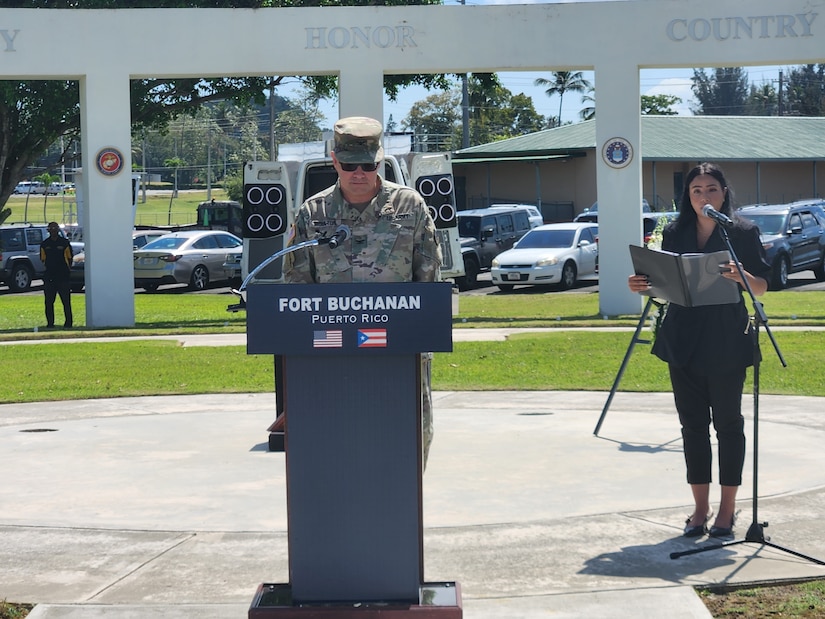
left=670, top=223, right=824, bottom=564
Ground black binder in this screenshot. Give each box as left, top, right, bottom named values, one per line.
left=629, top=244, right=740, bottom=307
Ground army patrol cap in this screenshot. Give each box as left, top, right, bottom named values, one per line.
left=333, top=116, right=384, bottom=164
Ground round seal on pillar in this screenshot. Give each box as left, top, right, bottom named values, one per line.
left=602, top=137, right=633, bottom=169
left=96, top=147, right=124, bottom=176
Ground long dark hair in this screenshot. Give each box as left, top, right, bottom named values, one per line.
left=674, top=162, right=735, bottom=232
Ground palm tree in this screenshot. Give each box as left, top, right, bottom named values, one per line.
left=534, top=71, right=592, bottom=127
left=580, top=86, right=596, bottom=121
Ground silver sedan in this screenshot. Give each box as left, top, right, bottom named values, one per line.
left=133, top=230, right=242, bottom=292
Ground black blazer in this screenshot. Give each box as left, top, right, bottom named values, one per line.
left=650, top=220, right=771, bottom=374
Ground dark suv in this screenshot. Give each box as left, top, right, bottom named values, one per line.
left=0, top=224, right=49, bottom=292
left=456, top=207, right=532, bottom=290
left=737, top=199, right=825, bottom=289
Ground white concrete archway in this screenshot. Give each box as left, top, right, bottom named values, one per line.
left=4, top=1, right=822, bottom=325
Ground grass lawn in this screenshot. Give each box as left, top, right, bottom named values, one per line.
left=1, top=290, right=824, bottom=403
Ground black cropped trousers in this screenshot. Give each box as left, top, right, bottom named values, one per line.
left=668, top=363, right=747, bottom=487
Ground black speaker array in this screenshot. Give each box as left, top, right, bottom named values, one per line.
left=243, top=183, right=288, bottom=239
left=415, top=174, right=456, bottom=230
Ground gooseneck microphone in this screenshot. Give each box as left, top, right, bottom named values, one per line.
left=321, top=224, right=351, bottom=249
left=702, top=204, right=734, bottom=227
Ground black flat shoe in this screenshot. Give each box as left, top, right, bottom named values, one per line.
left=683, top=514, right=711, bottom=538
left=709, top=514, right=736, bottom=538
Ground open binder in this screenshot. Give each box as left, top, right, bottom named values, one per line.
left=629, top=244, right=741, bottom=307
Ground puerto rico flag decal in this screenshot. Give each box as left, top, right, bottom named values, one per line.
left=358, top=328, right=387, bottom=348
left=313, top=330, right=343, bottom=348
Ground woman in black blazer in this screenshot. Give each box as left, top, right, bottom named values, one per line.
left=628, top=163, right=771, bottom=538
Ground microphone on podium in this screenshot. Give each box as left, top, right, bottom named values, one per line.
left=320, top=224, right=351, bottom=249
left=702, top=204, right=734, bottom=227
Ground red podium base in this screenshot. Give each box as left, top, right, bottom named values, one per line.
left=248, top=583, right=462, bottom=618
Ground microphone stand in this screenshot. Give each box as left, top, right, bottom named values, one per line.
left=670, top=223, right=824, bottom=564
left=226, top=237, right=324, bottom=312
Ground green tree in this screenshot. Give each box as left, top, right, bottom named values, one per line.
left=1, top=0, right=446, bottom=208
left=784, top=64, right=825, bottom=116
left=690, top=67, right=749, bottom=115
left=403, top=90, right=461, bottom=151
left=641, top=94, right=681, bottom=115
left=509, top=93, right=545, bottom=136
left=579, top=87, right=595, bottom=121
left=0, top=80, right=80, bottom=205
left=466, top=73, right=517, bottom=145
left=35, top=172, right=59, bottom=223
left=745, top=82, right=779, bottom=116
left=534, top=71, right=592, bottom=128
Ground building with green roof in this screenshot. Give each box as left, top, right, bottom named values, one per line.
left=453, top=116, right=825, bottom=221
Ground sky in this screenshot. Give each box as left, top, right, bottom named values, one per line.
left=282, top=0, right=785, bottom=130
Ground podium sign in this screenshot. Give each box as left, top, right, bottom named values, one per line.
left=246, top=282, right=453, bottom=355
left=246, top=282, right=461, bottom=617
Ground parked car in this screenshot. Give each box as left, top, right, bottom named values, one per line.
left=490, top=222, right=599, bottom=291
left=71, top=230, right=168, bottom=292
left=571, top=210, right=676, bottom=245
left=0, top=223, right=49, bottom=291
left=222, top=250, right=243, bottom=284
left=736, top=199, right=825, bottom=289
left=574, top=199, right=651, bottom=222
left=133, top=230, right=243, bottom=291
left=488, top=204, right=544, bottom=228
left=456, top=206, right=533, bottom=290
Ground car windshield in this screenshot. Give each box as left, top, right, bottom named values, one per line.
left=143, top=237, right=187, bottom=250
left=458, top=218, right=480, bottom=238
left=518, top=229, right=576, bottom=248
left=739, top=213, right=785, bottom=235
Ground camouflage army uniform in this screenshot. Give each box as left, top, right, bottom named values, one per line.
left=284, top=177, right=442, bottom=468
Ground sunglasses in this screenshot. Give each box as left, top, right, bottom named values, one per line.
left=339, top=161, right=380, bottom=172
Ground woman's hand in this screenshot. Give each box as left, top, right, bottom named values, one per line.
left=628, top=274, right=651, bottom=293
left=720, top=260, right=768, bottom=296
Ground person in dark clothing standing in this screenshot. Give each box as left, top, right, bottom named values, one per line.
left=628, top=163, right=771, bottom=539
left=40, top=221, right=74, bottom=329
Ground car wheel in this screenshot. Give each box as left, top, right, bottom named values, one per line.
left=559, top=261, right=577, bottom=290
left=189, top=265, right=209, bottom=291
left=497, top=284, right=514, bottom=292
left=770, top=255, right=789, bottom=290
left=456, top=258, right=479, bottom=291
left=70, top=283, right=84, bottom=293
left=9, top=264, right=33, bottom=292
left=143, top=283, right=159, bottom=292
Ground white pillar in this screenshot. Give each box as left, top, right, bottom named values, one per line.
left=79, top=71, right=136, bottom=327
left=594, top=64, right=646, bottom=317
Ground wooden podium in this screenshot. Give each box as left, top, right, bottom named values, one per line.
left=245, top=282, right=461, bottom=618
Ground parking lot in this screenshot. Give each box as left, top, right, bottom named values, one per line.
left=4, top=270, right=825, bottom=298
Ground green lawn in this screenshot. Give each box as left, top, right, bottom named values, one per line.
left=1, top=290, right=823, bottom=403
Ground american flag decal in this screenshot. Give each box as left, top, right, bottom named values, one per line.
left=313, top=330, right=343, bottom=348
left=357, top=328, right=387, bottom=348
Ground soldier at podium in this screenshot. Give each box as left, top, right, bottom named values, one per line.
left=284, top=116, right=443, bottom=468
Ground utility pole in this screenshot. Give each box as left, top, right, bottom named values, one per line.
left=460, top=0, right=470, bottom=149
left=270, top=79, right=277, bottom=161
